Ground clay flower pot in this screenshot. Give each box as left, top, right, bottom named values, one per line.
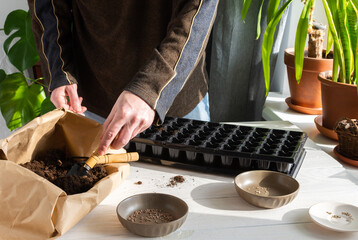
left=318, top=71, right=358, bottom=130
left=284, top=48, right=333, bottom=114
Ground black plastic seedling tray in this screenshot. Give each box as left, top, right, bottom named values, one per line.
left=125, top=117, right=308, bottom=178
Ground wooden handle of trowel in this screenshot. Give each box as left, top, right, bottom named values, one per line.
left=85, top=152, right=139, bottom=169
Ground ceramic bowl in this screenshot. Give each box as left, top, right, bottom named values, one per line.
left=116, top=193, right=188, bottom=237
left=234, top=170, right=299, bottom=208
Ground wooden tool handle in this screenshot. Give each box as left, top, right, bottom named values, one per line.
left=85, top=152, right=139, bottom=169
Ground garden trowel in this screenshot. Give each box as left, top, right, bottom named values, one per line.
left=67, top=152, right=139, bottom=177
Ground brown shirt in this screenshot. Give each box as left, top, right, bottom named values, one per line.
left=28, top=0, right=218, bottom=121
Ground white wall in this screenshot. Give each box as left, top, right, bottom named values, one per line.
left=0, top=0, right=29, bottom=138
left=272, top=0, right=328, bottom=95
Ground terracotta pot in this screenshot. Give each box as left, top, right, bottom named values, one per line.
left=284, top=48, right=333, bottom=113
left=318, top=71, right=358, bottom=130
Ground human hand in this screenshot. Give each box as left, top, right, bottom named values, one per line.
left=50, top=84, right=87, bottom=114
left=97, top=90, right=155, bottom=156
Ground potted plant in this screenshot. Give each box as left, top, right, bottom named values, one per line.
left=0, top=9, right=54, bottom=131
left=284, top=0, right=334, bottom=114
left=315, top=0, right=358, bottom=140
left=242, top=0, right=333, bottom=115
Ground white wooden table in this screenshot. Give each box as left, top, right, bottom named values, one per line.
left=59, top=118, right=358, bottom=240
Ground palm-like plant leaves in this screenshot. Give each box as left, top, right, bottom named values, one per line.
left=262, top=0, right=293, bottom=95
left=256, top=0, right=265, bottom=40
left=294, top=0, right=313, bottom=83
left=267, top=0, right=281, bottom=24
left=337, top=0, right=354, bottom=83
left=242, top=0, right=253, bottom=22
left=347, top=1, right=358, bottom=83
left=326, top=26, right=333, bottom=57
left=322, top=0, right=346, bottom=82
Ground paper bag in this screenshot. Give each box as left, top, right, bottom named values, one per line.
left=0, top=109, right=130, bottom=240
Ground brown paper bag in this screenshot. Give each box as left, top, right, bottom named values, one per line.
left=0, top=109, right=130, bottom=240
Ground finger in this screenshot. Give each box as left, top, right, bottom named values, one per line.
left=130, top=118, right=147, bottom=139
left=97, top=121, right=123, bottom=156
left=80, top=106, right=87, bottom=113
left=76, top=97, right=87, bottom=114
left=101, top=111, right=115, bottom=140
left=51, top=90, right=69, bottom=109
left=130, top=125, right=141, bottom=139
left=66, top=86, right=82, bottom=113
left=111, top=124, right=134, bottom=150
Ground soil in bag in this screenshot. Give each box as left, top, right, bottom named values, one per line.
left=20, top=149, right=108, bottom=195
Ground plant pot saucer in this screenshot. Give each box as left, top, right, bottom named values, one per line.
left=285, top=97, right=322, bottom=115
left=334, top=146, right=358, bottom=167
left=314, top=115, right=338, bottom=141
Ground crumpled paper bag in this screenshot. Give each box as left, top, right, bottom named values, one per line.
left=0, top=109, right=130, bottom=240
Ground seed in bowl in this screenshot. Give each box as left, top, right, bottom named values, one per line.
left=127, top=209, right=174, bottom=224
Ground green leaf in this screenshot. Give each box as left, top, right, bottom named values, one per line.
left=40, top=97, right=56, bottom=116
left=294, top=0, right=313, bottom=83
left=242, top=0, right=253, bottom=22
left=262, top=0, right=293, bottom=95
left=322, top=0, right=346, bottom=83
left=356, top=44, right=358, bottom=85
left=267, top=0, right=281, bottom=24
left=0, top=70, right=6, bottom=83
left=256, top=0, right=265, bottom=40
left=338, top=0, right=354, bottom=84
left=351, top=0, right=358, bottom=11
left=3, top=10, right=40, bottom=72
left=326, top=27, right=333, bottom=57
left=0, top=72, right=46, bottom=130
left=332, top=47, right=339, bottom=82
left=347, top=2, right=358, bottom=79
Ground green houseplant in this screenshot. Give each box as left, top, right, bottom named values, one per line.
left=242, top=0, right=332, bottom=91
left=0, top=9, right=54, bottom=131
left=243, top=0, right=357, bottom=130
left=315, top=0, right=358, bottom=139
left=283, top=0, right=334, bottom=115
left=242, top=0, right=334, bottom=115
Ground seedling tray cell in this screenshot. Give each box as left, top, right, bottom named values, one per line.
left=126, top=117, right=308, bottom=178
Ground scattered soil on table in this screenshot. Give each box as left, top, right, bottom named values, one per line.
left=20, top=149, right=108, bottom=195
left=167, top=175, right=185, bottom=187
left=127, top=209, right=174, bottom=224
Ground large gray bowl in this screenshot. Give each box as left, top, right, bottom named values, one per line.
left=116, top=193, right=188, bottom=237
left=234, top=170, right=300, bottom=209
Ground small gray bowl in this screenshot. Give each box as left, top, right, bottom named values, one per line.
left=234, top=170, right=300, bottom=209
left=116, top=193, right=188, bottom=237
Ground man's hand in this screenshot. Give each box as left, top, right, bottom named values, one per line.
left=50, top=84, right=87, bottom=114
left=97, top=91, right=155, bottom=156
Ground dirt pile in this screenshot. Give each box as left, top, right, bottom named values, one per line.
left=20, top=149, right=107, bottom=195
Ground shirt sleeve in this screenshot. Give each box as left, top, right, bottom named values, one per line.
left=28, top=0, right=77, bottom=92
left=124, top=0, right=219, bottom=122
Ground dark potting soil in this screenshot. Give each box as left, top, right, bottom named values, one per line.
left=335, top=118, right=358, bottom=136
left=20, top=149, right=108, bottom=195
left=167, top=175, right=185, bottom=187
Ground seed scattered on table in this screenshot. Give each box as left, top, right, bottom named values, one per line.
left=134, top=181, right=142, bottom=185
left=246, top=186, right=269, bottom=196
left=127, top=209, right=174, bottom=224
left=326, top=211, right=354, bottom=222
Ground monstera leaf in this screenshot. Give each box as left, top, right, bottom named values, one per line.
left=40, top=96, right=56, bottom=116
left=3, top=10, right=39, bottom=72
left=0, top=72, right=46, bottom=130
